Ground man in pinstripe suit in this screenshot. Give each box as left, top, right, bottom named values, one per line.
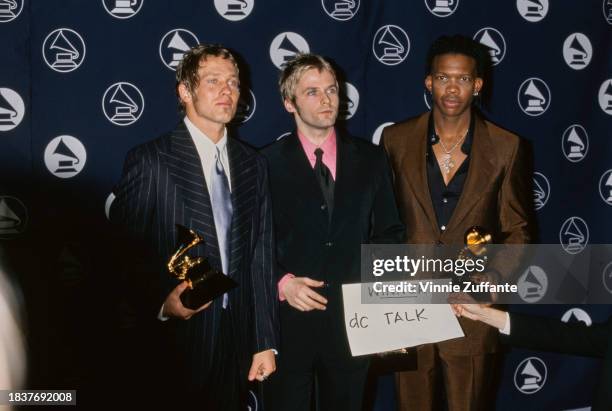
left=111, top=45, right=277, bottom=410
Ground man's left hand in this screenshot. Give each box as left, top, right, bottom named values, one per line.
left=247, top=349, right=276, bottom=382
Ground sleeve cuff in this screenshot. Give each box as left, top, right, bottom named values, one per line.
left=278, top=273, right=295, bottom=301
left=499, top=312, right=511, bottom=335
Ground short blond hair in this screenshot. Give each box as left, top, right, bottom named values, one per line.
left=278, top=53, right=336, bottom=102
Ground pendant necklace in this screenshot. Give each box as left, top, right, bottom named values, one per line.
left=437, top=130, right=467, bottom=174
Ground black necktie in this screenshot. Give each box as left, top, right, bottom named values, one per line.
left=314, top=148, right=334, bottom=220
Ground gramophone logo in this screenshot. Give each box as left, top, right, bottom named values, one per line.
left=372, top=122, right=394, bottom=145
left=514, top=357, right=547, bottom=394
left=561, top=308, right=592, bottom=326
left=102, top=0, right=143, bottom=19
left=598, top=79, right=612, bottom=115
left=517, top=265, right=548, bottom=303
left=604, top=0, right=612, bottom=25
left=44, top=135, right=87, bottom=179
left=561, top=125, right=588, bottom=163
left=322, top=0, right=360, bottom=21
left=372, top=25, right=410, bottom=66
left=159, top=29, right=199, bottom=71
left=269, top=32, right=310, bottom=69
left=603, top=261, right=612, bottom=295
left=0, top=196, right=27, bottom=239
left=42, top=28, right=86, bottom=73
left=559, top=216, right=589, bottom=255
left=563, top=33, right=592, bottom=70
left=517, top=77, right=551, bottom=116
left=516, top=0, right=548, bottom=22
left=233, top=89, right=256, bottom=124
left=532, top=172, right=550, bottom=211
left=424, top=0, right=459, bottom=17
left=423, top=89, right=432, bottom=110
left=102, top=82, right=144, bottom=126
left=0, top=88, right=24, bottom=132
left=473, top=27, right=506, bottom=66
left=599, top=169, right=612, bottom=206
left=214, top=0, right=254, bottom=21
left=0, top=0, right=23, bottom=23
left=338, top=82, right=359, bottom=120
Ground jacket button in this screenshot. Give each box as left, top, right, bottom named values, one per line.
left=325, top=242, right=333, bottom=247
left=321, top=204, right=327, bottom=210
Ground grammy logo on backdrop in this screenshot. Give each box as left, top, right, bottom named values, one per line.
left=373, top=25, right=410, bottom=66
left=50, top=35, right=77, bottom=68
left=159, top=29, right=199, bottom=70
left=0, top=90, right=18, bottom=127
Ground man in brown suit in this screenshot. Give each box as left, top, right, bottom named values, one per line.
left=382, top=35, right=535, bottom=411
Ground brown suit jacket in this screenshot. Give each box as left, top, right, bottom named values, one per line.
left=383, top=111, right=536, bottom=355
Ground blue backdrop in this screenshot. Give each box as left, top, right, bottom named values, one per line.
left=1, top=1, right=611, bottom=410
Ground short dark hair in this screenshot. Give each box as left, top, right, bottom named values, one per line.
left=426, top=35, right=490, bottom=78
left=279, top=53, right=337, bottom=102
left=175, top=44, right=239, bottom=108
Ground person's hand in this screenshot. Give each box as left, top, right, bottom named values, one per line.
left=282, top=277, right=328, bottom=311
left=248, top=349, right=276, bottom=382
left=448, top=292, right=487, bottom=318
left=161, top=281, right=211, bottom=320
left=449, top=300, right=507, bottom=330
left=450, top=302, right=487, bottom=319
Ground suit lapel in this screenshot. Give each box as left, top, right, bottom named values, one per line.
left=399, top=113, right=439, bottom=235
left=226, top=137, right=257, bottom=278
left=168, top=123, right=222, bottom=266
left=330, top=132, right=359, bottom=232
left=445, top=115, right=495, bottom=234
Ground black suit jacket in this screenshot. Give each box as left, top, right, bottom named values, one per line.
left=110, top=122, right=278, bottom=387
left=505, top=313, right=612, bottom=411
left=261, top=131, right=404, bottom=360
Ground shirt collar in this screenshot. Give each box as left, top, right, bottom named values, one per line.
left=183, top=116, right=228, bottom=151
left=297, top=128, right=337, bottom=157
left=427, top=111, right=475, bottom=155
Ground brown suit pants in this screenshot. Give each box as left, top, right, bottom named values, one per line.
left=396, top=344, right=501, bottom=411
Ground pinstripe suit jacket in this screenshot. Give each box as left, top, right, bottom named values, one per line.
left=111, top=122, right=278, bottom=386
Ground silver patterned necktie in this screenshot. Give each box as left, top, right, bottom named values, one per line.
left=211, top=146, right=233, bottom=308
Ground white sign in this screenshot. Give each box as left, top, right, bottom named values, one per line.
left=342, top=283, right=464, bottom=356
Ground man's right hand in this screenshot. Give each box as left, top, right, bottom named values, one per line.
left=282, top=277, right=328, bottom=312
left=162, top=281, right=211, bottom=320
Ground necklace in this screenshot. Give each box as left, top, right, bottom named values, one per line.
left=436, top=130, right=467, bottom=174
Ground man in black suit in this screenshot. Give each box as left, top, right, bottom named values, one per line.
left=110, top=44, right=277, bottom=410
left=452, top=303, right=612, bottom=411
left=261, top=53, right=404, bottom=411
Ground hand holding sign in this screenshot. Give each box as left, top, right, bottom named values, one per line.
left=342, top=283, right=464, bottom=356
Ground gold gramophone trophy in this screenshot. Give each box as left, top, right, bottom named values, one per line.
left=168, top=224, right=237, bottom=309
left=455, top=226, right=495, bottom=302
left=459, top=226, right=492, bottom=260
